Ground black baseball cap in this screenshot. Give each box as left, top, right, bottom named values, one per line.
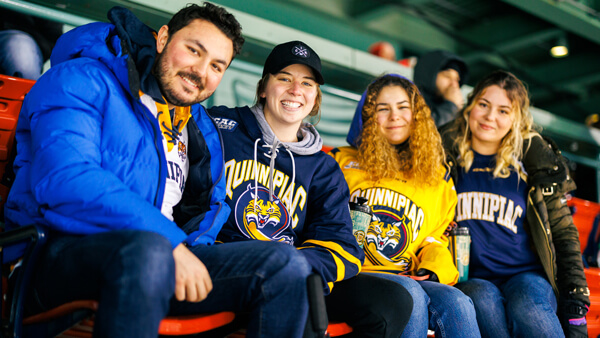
left=262, top=40, right=324, bottom=85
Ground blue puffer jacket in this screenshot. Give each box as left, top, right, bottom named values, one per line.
left=5, top=8, right=230, bottom=248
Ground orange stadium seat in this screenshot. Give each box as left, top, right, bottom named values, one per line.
left=569, top=196, right=600, bottom=252
left=0, top=74, right=35, bottom=215
left=585, top=268, right=600, bottom=338
left=568, top=196, right=600, bottom=338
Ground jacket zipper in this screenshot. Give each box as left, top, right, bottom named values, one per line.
left=140, top=101, right=165, bottom=207
left=190, top=108, right=226, bottom=244
left=528, top=187, right=559, bottom=296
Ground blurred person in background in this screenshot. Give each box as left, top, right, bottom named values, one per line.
left=414, top=49, right=468, bottom=127
left=0, top=8, right=63, bottom=79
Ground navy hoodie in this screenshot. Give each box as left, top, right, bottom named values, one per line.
left=206, top=104, right=364, bottom=293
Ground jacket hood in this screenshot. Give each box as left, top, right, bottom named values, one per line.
left=50, top=6, right=162, bottom=101
left=346, top=73, right=411, bottom=147
left=413, top=50, right=468, bottom=99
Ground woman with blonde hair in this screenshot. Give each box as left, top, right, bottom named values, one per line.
left=440, top=70, right=589, bottom=337
left=331, top=74, right=479, bottom=337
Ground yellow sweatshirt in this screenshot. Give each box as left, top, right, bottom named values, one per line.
left=330, top=146, right=459, bottom=285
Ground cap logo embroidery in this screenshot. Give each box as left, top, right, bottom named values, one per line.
left=292, top=45, right=309, bottom=58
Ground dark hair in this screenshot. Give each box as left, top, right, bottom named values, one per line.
left=167, top=2, right=244, bottom=56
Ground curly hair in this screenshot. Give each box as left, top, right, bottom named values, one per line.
left=357, top=75, right=445, bottom=185
left=451, top=70, right=536, bottom=178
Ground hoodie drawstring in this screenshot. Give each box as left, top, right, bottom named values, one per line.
left=253, top=138, right=260, bottom=208
left=285, top=148, right=296, bottom=205
left=266, top=139, right=281, bottom=202
left=252, top=138, right=295, bottom=215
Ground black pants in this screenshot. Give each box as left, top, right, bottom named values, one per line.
left=325, top=273, right=413, bottom=338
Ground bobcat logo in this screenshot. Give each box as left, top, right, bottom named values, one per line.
left=235, top=184, right=293, bottom=244
left=178, top=140, right=187, bottom=161
left=367, top=219, right=404, bottom=251
left=245, top=199, right=281, bottom=230
left=365, top=213, right=410, bottom=264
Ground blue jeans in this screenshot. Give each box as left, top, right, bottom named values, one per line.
left=455, top=271, right=563, bottom=338
left=26, top=230, right=310, bottom=338
left=365, top=272, right=480, bottom=338
left=0, top=30, right=44, bottom=80
left=170, top=240, right=311, bottom=338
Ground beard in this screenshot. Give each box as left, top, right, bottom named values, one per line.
left=152, top=50, right=213, bottom=107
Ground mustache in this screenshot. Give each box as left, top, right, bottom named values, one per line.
left=178, top=71, right=204, bottom=90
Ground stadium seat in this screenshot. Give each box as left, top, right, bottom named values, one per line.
left=569, top=196, right=600, bottom=252
left=0, top=74, right=35, bottom=216
left=568, top=196, right=600, bottom=338
left=584, top=268, right=600, bottom=338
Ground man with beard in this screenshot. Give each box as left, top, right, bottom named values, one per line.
left=6, top=3, right=312, bottom=337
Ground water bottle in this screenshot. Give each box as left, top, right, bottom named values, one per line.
left=449, top=226, right=470, bottom=283
left=348, top=197, right=372, bottom=248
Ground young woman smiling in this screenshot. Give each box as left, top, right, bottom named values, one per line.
left=440, top=70, right=590, bottom=337
left=331, top=74, right=480, bottom=337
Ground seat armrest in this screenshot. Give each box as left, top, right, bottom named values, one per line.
left=0, top=224, right=48, bottom=338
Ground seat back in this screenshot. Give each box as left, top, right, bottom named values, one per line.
left=568, top=196, right=600, bottom=252
left=0, top=74, right=35, bottom=216
left=568, top=196, right=600, bottom=338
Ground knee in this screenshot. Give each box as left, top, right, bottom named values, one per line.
left=456, top=278, right=501, bottom=301
left=366, top=274, right=425, bottom=313
left=400, top=279, right=428, bottom=312
left=376, top=281, right=414, bottom=320
left=109, top=231, right=175, bottom=295
left=261, top=243, right=311, bottom=279
left=253, top=243, right=311, bottom=307
left=350, top=276, right=414, bottom=334
left=448, top=288, right=476, bottom=316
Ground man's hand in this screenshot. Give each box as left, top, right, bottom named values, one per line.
left=172, top=243, right=213, bottom=302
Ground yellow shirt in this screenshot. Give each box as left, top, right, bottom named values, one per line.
left=331, top=146, right=459, bottom=285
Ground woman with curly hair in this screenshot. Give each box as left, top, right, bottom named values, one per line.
left=330, top=74, right=479, bottom=337
left=440, top=70, right=589, bottom=337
